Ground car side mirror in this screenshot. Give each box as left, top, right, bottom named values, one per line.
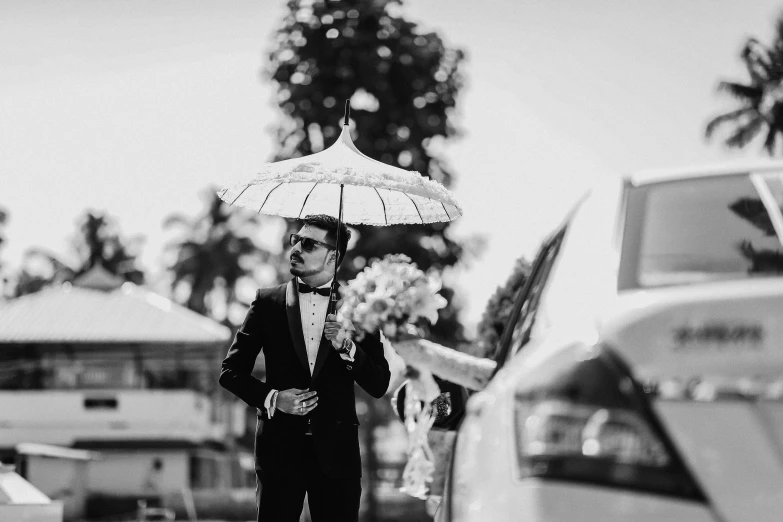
left=391, top=376, right=468, bottom=431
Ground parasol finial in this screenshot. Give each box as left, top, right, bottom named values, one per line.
left=343, top=99, right=351, bottom=126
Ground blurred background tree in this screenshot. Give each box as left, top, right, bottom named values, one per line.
left=76, top=213, right=145, bottom=284
left=267, top=0, right=469, bottom=347
left=473, top=256, right=531, bottom=360
left=0, top=206, right=7, bottom=257
left=706, top=13, right=783, bottom=153
left=0, top=206, right=8, bottom=298
left=164, top=189, right=271, bottom=326
left=13, top=211, right=144, bottom=296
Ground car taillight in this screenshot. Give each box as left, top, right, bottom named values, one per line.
left=513, top=343, right=706, bottom=501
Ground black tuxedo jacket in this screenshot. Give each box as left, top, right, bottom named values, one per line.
left=219, top=279, right=391, bottom=479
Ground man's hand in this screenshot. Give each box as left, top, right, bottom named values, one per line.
left=324, top=314, right=348, bottom=350
left=276, top=388, right=318, bottom=415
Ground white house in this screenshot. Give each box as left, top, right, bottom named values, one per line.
left=0, top=266, right=247, bottom=518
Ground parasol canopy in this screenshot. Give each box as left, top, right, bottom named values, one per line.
left=218, top=101, right=462, bottom=311
left=217, top=107, right=462, bottom=226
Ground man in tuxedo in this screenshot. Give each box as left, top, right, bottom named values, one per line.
left=219, top=214, right=391, bottom=522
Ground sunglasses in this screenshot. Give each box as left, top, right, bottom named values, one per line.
left=289, top=233, right=336, bottom=252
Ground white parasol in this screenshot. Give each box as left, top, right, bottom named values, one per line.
left=218, top=102, right=462, bottom=226
left=218, top=101, right=462, bottom=309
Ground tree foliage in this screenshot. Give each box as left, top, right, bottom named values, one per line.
left=0, top=206, right=7, bottom=266
left=706, top=14, right=783, bottom=154
left=76, top=213, right=145, bottom=284
left=0, top=206, right=7, bottom=297
left=267, top=0, right=468, bottom=344
left=164, top=190, right=270, bottom=324
left=0, top=206, right=6, bottom=251
left=13, top=211, right=144, bottom=296
left=473, top=256, right=531, bottom=360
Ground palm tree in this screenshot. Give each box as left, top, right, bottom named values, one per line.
left=706, top=16, right=783, bottom=154
left=164, top=190, right=271, bottom=324
left=13, top=211, right=144, bottom=296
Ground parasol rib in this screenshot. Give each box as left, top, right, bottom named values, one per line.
left=440, top=202, right=452, bottom=221
left=298, top=182, right=319, bottom=219
left=404, top=192, right=424, bottom=223
left=373, top=187, right=388, bottom=225
left=229, top=185, right=251, bottom=206
left=258, top=182, right=284, bottom=213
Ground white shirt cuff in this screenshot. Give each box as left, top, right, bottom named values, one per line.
left=264, top=389, right=278, bottom=418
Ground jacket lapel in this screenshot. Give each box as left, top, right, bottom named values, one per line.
left=285, top=279, right=310, bottom=374
left=311, top=282, right=340, bottom=385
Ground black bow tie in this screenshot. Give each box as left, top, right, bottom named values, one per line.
left=298, top=282, right=331, bottom=297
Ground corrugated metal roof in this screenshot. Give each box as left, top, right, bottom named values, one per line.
left=0, top=283, right=232, bottom=344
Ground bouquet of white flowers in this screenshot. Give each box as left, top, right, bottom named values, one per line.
left=338, top=253, right=447, bottom=499
left=337, top=253, right=447, bottom=342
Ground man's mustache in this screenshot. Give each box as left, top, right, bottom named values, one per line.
left=290, top=254, right=303, bottom=263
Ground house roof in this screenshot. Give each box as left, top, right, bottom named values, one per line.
left=15, top=443, right=98, bottom=461
left=0, top=283, right=232, bottom=344
left=71, top=264, right=126, bottom=291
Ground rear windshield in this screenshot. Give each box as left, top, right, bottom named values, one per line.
left=621, top=173, right=783, bottom=289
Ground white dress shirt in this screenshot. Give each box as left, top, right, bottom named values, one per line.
left=264, top=279, right=355, bottom=418
left=300, top=278, right=332, bottom=375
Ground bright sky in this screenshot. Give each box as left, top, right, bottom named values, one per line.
left=1, top=0, right=780, bottom=332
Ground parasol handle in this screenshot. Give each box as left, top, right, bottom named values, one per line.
left=329, top=183, right=345, bottom=315
left=344, top=99, right=351, bottom=126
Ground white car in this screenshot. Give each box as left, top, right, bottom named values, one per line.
left=444, top=163, right=783, bottom=522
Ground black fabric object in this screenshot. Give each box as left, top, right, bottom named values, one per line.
left=394, top=376, right=469, bottom=432
left=297, top=282, right=331, bottom=297
left=219, top=278, right=391, bottom=489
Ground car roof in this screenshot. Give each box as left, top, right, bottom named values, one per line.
left=628, top=160, right=783, bottom=187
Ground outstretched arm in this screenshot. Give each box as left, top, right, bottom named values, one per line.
left=392, top=339, right=497, bottom=391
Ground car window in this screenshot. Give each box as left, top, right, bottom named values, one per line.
left=493, top=228, right=566, bottom=371
left=620, top=173, right=783, bottom=289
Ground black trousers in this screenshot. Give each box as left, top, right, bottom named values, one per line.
left=257, top=435, right=361, bottom=522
